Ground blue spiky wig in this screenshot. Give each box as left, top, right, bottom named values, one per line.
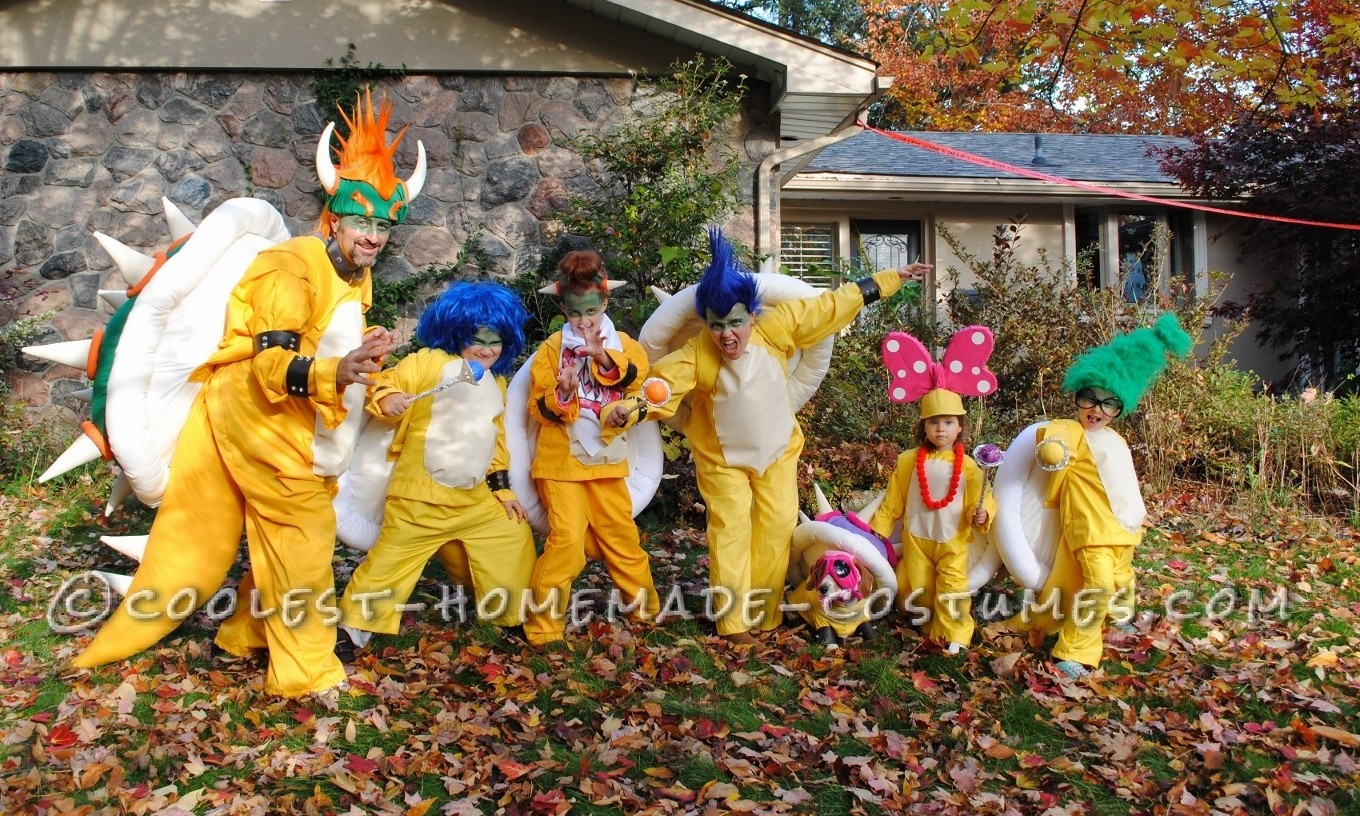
left=694, top=227, right=760, bottom=320
left=416, top=281, right=528, bottom=376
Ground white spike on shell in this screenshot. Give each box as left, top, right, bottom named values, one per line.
left=161, top=197, right=195, bottom=241
left=70, top=387, right=93, bottom=403
left=98, top=289, right=130, bottom=309
left=22, top=338, right=92, bottom=369
left=812, top=482, right=834, bottom=517
left=93, top=232, right=155, bottom=288
left=93, top=571, right=134, bottom=597
left=857, top=490, right=887, bottom=521
left=100, top=534, right=149, bottom=563
left=39, top=434, right=103, bottom=483
left=105, top=472, right=133, bottom=517
left=650, top=286, right=672, bottom=303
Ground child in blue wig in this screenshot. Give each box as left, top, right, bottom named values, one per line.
left=336, top=281, right=536, bottom=654
left=617, top=228, right=931, bottom=644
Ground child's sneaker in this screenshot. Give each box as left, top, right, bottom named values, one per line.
left=1054, top=659, right=1090, bottom=679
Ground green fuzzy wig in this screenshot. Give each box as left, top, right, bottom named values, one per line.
left=1062, top=313, right=1194, bottom=414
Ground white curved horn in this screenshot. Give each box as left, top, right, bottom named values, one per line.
left=812, top=482, right=833, bottom=517
left=39, top=434, right=104, bottom=483
left=101, top=534, right=149, bottom=563
left=98, top=289, right=129, bottom=309
left=93, top=571, right=134, bottom=597
left=650, top=286, right=672, bottom=303
left=315, top=122, right=339, bottom=194
left=105, top=472, right=133, bottom=517
left=22, top=339, right=92, bottom=369
left=161, top=197, right=195, bottom=241
left=403, top=141, right=426, bottom=202
left=93, top=232, right=155, bottom=288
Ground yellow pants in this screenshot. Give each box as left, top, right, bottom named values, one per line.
left=1051, top=544, right=1136, bottom=667
left=693, top=446, right=799, bottom=636
left=73, top=395, right=346, bottom=698
left=524, top=478, right=659, bottom=645
left=897, top=535, right=973, bottom=646
left=338, top=493, right=535, bottom=632
left=785, top=582, right=869, bottom=638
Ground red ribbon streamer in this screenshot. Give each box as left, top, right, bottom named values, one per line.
left=858, top=124, right=1360, bottom=232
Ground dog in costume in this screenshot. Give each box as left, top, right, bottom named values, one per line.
left=67, top=91, right=423, bottom=697
left=996, top=314, right=1192, bottom=679
left=869, top=326, right=998, bottom=655
left=786, top=484, right=898, bottom=648
left=521, top=249, right=660, bottom=645
left=335, top=281, right=537, bottom=654
left=619, top=228, right=930, bottom=644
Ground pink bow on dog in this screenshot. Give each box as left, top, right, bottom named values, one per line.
left=881, top=325, right=997, bottom=404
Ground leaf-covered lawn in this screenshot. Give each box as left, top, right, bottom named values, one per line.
left=1, top=475, right=1358, bottom=815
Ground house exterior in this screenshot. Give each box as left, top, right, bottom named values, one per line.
left=777, top=130, right=1280, bottom=381
left=0, top=0, right=883, bottom=421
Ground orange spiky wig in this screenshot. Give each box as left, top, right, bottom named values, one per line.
left=315, top=89, right=426, bottom=237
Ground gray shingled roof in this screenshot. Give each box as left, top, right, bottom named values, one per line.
left=805, top=131, right=1193, bottom=183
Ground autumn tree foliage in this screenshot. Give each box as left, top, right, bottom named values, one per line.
left=862, top=0, right=1360, bottom=135
left=1159, top=95, right=1360, bottom=388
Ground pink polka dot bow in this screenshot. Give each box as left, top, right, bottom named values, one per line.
left=880, top=326, right=997, bottom=403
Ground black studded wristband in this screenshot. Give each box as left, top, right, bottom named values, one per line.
left=855, top=277, right=881, bottom=305
left=487, top=470, right=511, bottom=492
left=254, top=330, right=301, bottom=353
left=286, top=355, right=313, bottom=397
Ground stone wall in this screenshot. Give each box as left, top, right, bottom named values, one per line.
left=0, top=70, right=776, bottom=423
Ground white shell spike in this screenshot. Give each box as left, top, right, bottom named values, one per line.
left=161, top=197, right=195, bottom=241
left=93, top=571, right=134, bottom=597
left=70, top=387, right=93, bottom=403
left=798, top=510, right=812, bottom=524
left=100, top=534, right=149, bottom=563
left=93, top=232, right=155, bottom=288
left=650, top=286, right=672, bottom=303
left=22, top=338, right=92, bottom=369
left=812, top=482, right=834, bottom=517
left=39, top=434, right=103, bottom=483
left=98, top=289, right=129, bottom=309
left=858, top=490, right=887, bottom=521
left=105, top=472, right=133, bottom=517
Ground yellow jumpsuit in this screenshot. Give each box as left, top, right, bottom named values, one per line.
left=870, top=448, right=994, bottom=646
left=73, top=236, right=370, bottom=697
left=337, top=348, right=536, bottom=633
left=1013, top=419, right=1141, bottom=667
left=648, top=270, right=905, bottom=636
left=523, top=331, right=660, bottom=645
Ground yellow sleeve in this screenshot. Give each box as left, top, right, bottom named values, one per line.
left=763, top=270, right=905, bottom=348
left=871, top=449, right=917, bottom=539
left=529, top=335, right=579, bottom=426
left=596, top=334, right=648, bottom=393
left=364, top=350, right=428, bottom=420
left=638, top=338, right=700, bottom=423
left=1037, top=420, right=1080, bottom=507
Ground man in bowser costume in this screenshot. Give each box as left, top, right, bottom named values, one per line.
left=68, top=91, right=423, bottom=697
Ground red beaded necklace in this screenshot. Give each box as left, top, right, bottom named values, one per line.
left=917, top=442, right=965, bottom=510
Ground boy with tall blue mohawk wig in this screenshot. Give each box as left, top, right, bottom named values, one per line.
left=620, top=229, right=930, bottom=644
left=336, top=281, right=537, bottom=654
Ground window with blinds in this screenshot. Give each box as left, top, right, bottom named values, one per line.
left=780, top=223, right=837, bottom=288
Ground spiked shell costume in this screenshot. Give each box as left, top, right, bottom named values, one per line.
left=643, top=230, right=908, bottom=637
left=68, top=93, right=426, bottom=697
